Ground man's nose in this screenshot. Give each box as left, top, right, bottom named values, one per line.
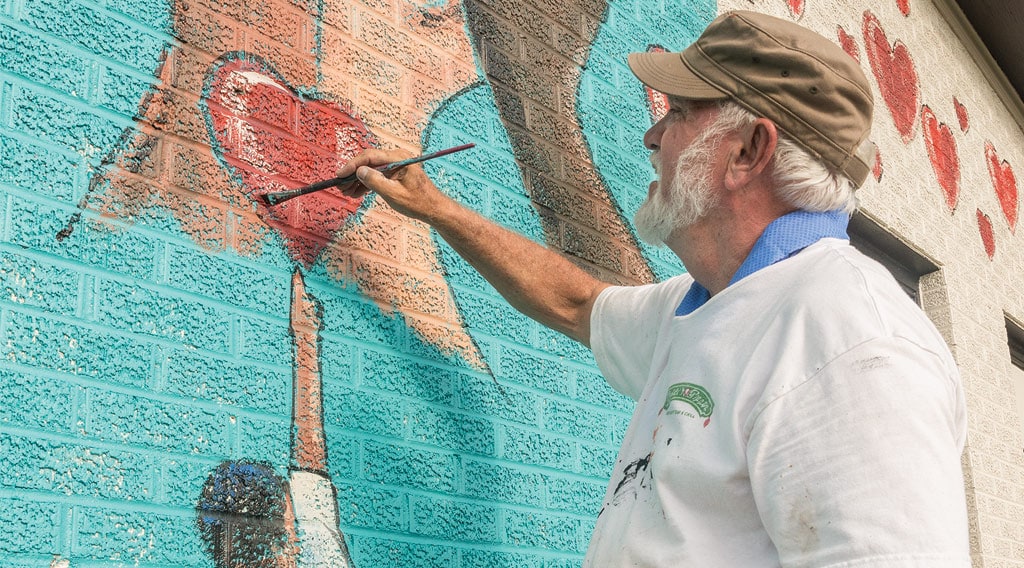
left=644, top=119, right=664, bottom=151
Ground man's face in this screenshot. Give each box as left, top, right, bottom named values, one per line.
left=634, top=100, right=725, bottom=245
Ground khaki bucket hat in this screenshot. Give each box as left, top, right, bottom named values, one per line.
left=628, top=10, right=875, bottom=187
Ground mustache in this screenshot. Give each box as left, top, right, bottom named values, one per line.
left=650, top=151, right=661, bottom=176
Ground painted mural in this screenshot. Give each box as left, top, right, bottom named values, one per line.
left=1, top=0, right=1022, bottom=565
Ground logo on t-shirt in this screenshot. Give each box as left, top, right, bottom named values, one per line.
left=662, top=382, right=714, bottom=427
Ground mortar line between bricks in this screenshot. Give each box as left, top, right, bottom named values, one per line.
left=341, top=432, right=613, bottom=489
left=7, top=0, right=175, bottom=57
left=333, top=483, right=601, bottom=528
left=0, top=79, right=12, bottom=129
left=336, top=332, right=629, bottom=418
left=2, top=556, right=191, bottom=568
left=336, top=525, right=591, bottom=558
left=325, top=382, right=625, bottom=452
left=333, top=473, right=604, bottom=519
left=4, top=0, right=18, bottom=18
left=0, top=69, right=150, bottom=129
left=0, top=184, right=302, bottom=278
left=0, top=421, right=269, bottom=477
left=0, top=239, right=293, bottom=324
left=323, top=414, right=615, bottom=474
left=0, top=190, right=9, bottom=241
left=323, top=332, right=493, bottom=377
left=0, top=486, right=199, bottom=519
left=0, top=358, right=292, bottom=422
left=0, top=124, right=95, bottom=165
left=0, top=296, right=293, bottom=375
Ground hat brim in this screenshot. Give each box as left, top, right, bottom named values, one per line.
left=628, top=51, right=729, bottom=101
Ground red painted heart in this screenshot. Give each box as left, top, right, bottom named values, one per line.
left=787, top=0, right=804, bottom=17
left=837, top=25, right=860, bottom=62
left=896, top=0, right=911, bottom=16
left=985, top=141, right=1019, bottom=233
left=204, top=56, right=375, bottom=267
left=863, top=11, right=920, bottom=143
left=921, top=105, right=960, bottom=212
left=977, top=209, right=995, bottom=259
left=953, top=96, right=969, bottom=132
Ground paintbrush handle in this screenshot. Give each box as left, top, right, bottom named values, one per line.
left=262, top=143, right=475, bottom=206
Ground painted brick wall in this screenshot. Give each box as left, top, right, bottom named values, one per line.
left=0, top=0, right=703, bottom=565
left=3, top=0, right=1024, bottom=566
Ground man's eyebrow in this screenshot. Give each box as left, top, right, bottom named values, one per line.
left=667, top=96, right=690, bottom=115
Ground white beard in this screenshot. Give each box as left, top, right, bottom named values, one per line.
left=634, top=129, right=721, bottom=246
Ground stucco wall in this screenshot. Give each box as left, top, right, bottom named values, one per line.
left=1, top=0, right=1022, bottom=566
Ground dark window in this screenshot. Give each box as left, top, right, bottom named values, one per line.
left=1008, top=318, right=1024, bottom=371
left=848, top=211, right=939, bottom=305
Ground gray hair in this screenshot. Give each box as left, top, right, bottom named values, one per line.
left=671, top=98, right=860, bottom=214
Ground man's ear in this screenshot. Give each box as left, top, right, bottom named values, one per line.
left=724, top=118, right=778, bottom=190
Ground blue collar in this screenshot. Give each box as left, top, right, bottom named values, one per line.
left=675, top=209, right=850, bottom=316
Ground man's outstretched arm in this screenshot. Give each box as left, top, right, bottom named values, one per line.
left=337, top=148, right=610, bottom=347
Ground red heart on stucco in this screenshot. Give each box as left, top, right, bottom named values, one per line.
left=863, top=11, right=920, bottom=144
left=837, top=25, right=860, bottom=62
left=921, top=105, right=960, bottom=212
left=897, top=0, right=911, bottom=16
left=985, top=141, right=1019, bottom=233
left=204, top=56, right=375, bottom=267
left=977, top=209, right=995, bottom=260
left=787, top=0, right=804, bottom=17
left=953, top=97, right=969, bottom=133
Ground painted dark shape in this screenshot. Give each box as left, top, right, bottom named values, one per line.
left=954, top=96, right=970, bottom=132
left=788, top=0, right=805, bottom=18
left=985, top=141, right=1020, bottom=233
left=197, top=461, right=297, bottom=567
left=837, top=25, right=860, bottom=62
left=204, top=54, right=375, bottom=267
left=897, top=0, right=911, bottom=16
left=977, top=209, right=996, bottom=259
left=863, top=11, right=920, bottom=143
left=645, top=45, right=670, bottom=123
left=921, top=105, right=960, bottom=212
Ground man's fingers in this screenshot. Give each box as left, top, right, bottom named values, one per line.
left=355, top=165, right=387, bottom=188
left=339, top=180, right=369, bottom=198
left=338, top=148, right=411, bottom=177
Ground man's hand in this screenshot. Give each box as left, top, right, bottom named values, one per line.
left=336, top=148, right=449, bottom=223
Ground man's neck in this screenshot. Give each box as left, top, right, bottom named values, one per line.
left=667, top=202, right=795, bottom=296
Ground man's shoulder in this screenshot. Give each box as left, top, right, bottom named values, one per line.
left=782, top=239, right=941, bottom=338
left=596, top=273, right=695, bottom=319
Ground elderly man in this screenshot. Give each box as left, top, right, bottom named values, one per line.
left=338, top=10, right=970, bottom=567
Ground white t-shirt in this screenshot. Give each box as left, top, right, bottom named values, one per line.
left=587, top=238, right=970, bottom=567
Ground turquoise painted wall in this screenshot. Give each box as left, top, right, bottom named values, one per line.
left=0, top=0, right=712, bottom=565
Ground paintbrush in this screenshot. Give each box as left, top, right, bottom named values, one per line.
left=260, top=143, right=476, bottom=206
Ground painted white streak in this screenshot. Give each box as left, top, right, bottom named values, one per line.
left=289, top=470, right=353, bottom=568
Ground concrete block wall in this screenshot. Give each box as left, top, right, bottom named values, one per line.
left=3, top=0, right=1023, bottom=566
